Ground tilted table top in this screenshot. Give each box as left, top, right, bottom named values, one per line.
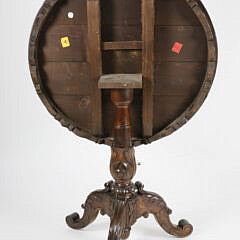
left=29, top=0, right=218, bottom=146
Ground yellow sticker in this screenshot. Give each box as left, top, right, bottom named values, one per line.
left=61, top=37, right=70, bottom=48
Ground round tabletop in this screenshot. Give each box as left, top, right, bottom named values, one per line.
left=29, top=0, right=217, bottom=146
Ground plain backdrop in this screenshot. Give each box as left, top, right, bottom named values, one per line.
left=0, top=0, right=239, bottom=240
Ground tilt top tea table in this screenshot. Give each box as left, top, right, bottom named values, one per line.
left=29, top=0, right=217, bottom=239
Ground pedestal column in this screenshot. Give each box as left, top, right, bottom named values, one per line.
left=66, top=74, right=193, bottom=240
left=109, top=89, right=137, bottom=200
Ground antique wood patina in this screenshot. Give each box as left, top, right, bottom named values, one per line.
left=29, top=0, right=217, bottom=146
left=29, top=0, right=217, bottom=239
left=66, top=78, right=193, bottom=239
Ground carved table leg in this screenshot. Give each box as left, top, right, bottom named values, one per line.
left=66, top=188, right=114, bottom=230
left=154, top=211, right=193, bottom=238
left=108, top=199, right=126, bottom=240
left=135, top=182, right=193, bottom=238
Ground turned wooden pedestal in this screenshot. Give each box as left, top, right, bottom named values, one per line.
left=66, top=76, right=193, bottom=239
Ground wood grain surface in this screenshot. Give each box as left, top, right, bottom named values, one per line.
left=29, top=0, right=218, bottom=146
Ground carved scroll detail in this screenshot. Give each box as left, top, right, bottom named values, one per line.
left=66, top=182, right=193, bottom=238
left=136, top=186, right=193, bottom=238
left=110, top=148, right=136, bottom=185
left=66, top=188, right=114, bottom=230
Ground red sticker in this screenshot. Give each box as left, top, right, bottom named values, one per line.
left=172, top=42, right=183, bottom=54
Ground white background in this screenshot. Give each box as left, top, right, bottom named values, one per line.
left=0, top=0, right=239, bottom=239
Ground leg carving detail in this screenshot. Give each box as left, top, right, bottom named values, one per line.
left=108, top=200, right=126, bottom=240
left=66, top=188, right=114, bottom=230
left=154, top=211, right=193, bottom=238
left=108, top=196, right=138, bottom=240
left=136, top=184, right=193, bottom=238
left=66, top=182, right=193, bottom=238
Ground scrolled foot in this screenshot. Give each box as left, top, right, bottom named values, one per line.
left=66, top=189, right=114, bottom=230
left=154, top=210, right=193, bottom=237
left=66, top=210, right=98, bottom=230
left=137, top=189, right=193, bottom=238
